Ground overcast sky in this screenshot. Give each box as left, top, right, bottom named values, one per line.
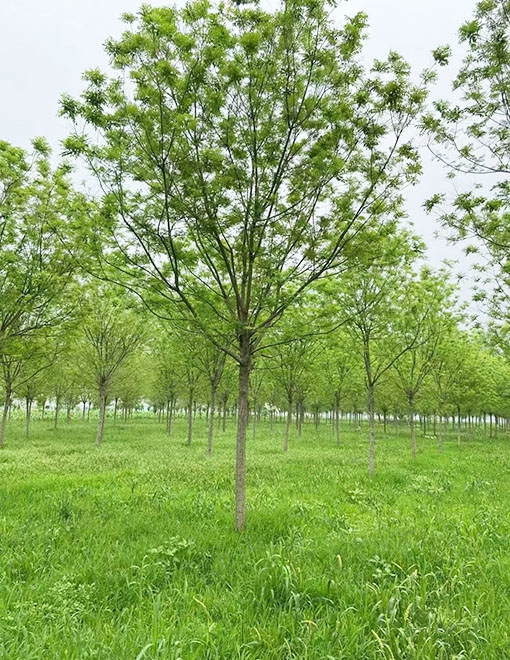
left=0, top=0, right=480, bottom=292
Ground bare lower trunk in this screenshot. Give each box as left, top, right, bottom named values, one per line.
left=368, top=384, right=375, bottom=476
left=113, top=398, right=119, bottom=426
left=166, top=396, right=175, bottom=436
left=26, top=397, right=33, bottom=439
left=207, top=387, right=216, bottom=455
left=54, top=396, right=61, bottom=430
left=409, top=398, right=416, bottom=461
left=222, top=399, right=227, bottom=432
left=0, top=394, right=10, bottom=447
left=95, top=384, right=107, bottom=447
left=284, top=401, right=292, bottom=452
left=235, top=333, right=251, bottom=532
left=187, top=390, right=193, bottom=447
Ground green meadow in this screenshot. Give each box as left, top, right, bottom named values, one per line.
left=1, top=417, right=509, bottom=659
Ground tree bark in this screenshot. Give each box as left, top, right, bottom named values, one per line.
left=26, top=397, right=33, bottom=439
left=409, top=397, right=416, bottom=461
left=284, top=399, right=292, bottom=452
left=0, top=392, right=10, bottom=447
left=335, top=396, right=340, bottom=446
left=222, top=396, right=228, bottom=432
left=54, top=395, right=61, bottom=430
left=95, top=383, right=107, bottom=447
left=235, top=332, right=251, bottom=532
left=187, top=390, right=194, bottom=447
left=166, top=396, right=175, bottom=436
left=207, top=386, right=217, bottom=455
left=368, top=383, right=376, bottom=476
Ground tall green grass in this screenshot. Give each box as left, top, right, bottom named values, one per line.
left=0, top=415, right=508, bottom=658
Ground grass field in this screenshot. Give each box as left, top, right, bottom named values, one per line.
left=0, top=415, right=509, bottom=659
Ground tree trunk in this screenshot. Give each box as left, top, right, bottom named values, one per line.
left=222, top=397, right=227, bottom=432
left=187, top=389, right=193, bottom=447
left=409, top=397, right=416, bottom=461
left=41, top=399, right=46, bottom=420
left=54, top=396, right=61, bottom=430
left=113, top=397, right=119, bottom=426
left=368, top=383, right=376, bottom=476
left=166, top=396, right=175, bottom=436
left=284, top=399, right=292, bottom=452
left=25, top=397, right=33, bottom=439
left=207, top=385, right=217, bottom=455
left=235, top=332, right=251, bottom=532
left=95, top=383, right=107, bottom=447
left=0, top=392, right=11, bottom=448
left=66, top=405, right=71, bottom=424
left=335, top=396, right=340, bottom=446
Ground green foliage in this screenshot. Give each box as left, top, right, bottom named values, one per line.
left=425, top=0, right=510, bottom=331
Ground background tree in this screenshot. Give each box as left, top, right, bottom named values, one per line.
left=79, top=293, right=145, bottom=447
left=391, top=267, right=457, bottom=459
left=0, top=139, right=81, bottom=444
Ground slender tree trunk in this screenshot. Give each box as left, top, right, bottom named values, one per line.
left=25, top=397, right=33, bottom=439
left=222, top=397, right=227, bottom=433
left=207, top=386, right=217, bottom=455
left=409, top=397, right=416, bottom=461
left=284, top=399, right=292, bottom=452
left=457, top=405, right=461, bottom=447
left=0, top=392, right=11, bottom=448
left=95, top=383, right=107, bottom=447
left=368, top=383, right=376, bottom=476
left=66, top=405, right=71, bottom=424
left=235, top=332, right=252, bottom=532
left=187, top=389, right=193, bottom=447
left=54, top=396, right=61, bottom=430
left=113, top=397, right=119, bottom=426
left=41, top=399, right=46, bottom=420
left=166, top=396, right=175, bottom=435
left=439, top=414, right=443, bottom=452
left=87, top=401, right=91, bottom=422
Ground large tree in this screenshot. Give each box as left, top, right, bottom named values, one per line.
left=62, top=0, right=430, bottom=529
left=425, top=0, right=510, bottom=322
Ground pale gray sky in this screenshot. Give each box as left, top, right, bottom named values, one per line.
left=0, top=0, right=480, bottom=288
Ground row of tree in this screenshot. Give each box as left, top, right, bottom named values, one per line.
left=1, top=0, right=509, bottom=529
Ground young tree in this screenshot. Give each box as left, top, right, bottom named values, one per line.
left=62, top=0, right=431, bottom=529
left=333, top=229, right=427, bottom=474
left=391, top=268, right=458, bottom=459
left=0, top=140, right=81, bottom=444
left=79, top=294, right=145, bottom=446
